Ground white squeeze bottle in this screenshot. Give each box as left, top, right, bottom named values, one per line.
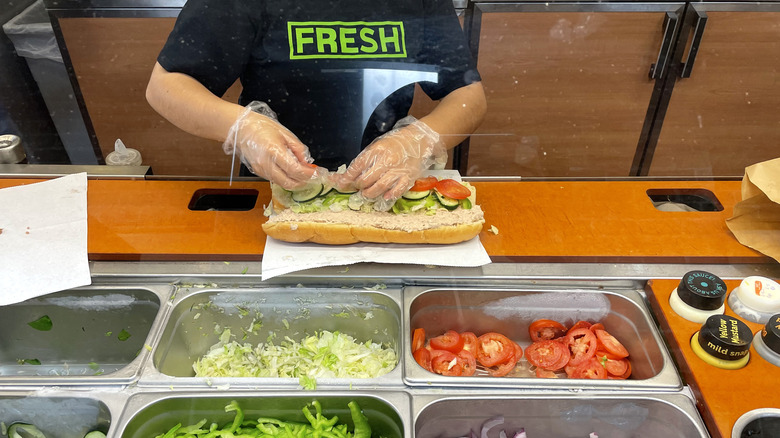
left=106, top=139, right=142, bottom=166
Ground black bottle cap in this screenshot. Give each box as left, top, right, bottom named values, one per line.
left=697, top=314, right=753, bottom=361
left=761, top=313, right=780, bottom=355
left=678, top=271, right=728, bottom=310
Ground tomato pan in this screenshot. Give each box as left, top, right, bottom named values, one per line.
left=403, top=285, right=681, bottom=390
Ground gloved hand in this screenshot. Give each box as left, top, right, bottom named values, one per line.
left=333, top=116, right=447, bottom=211
left=223, top=101, right=317, bottom=189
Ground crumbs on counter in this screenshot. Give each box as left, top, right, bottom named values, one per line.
left=489, top=225, right=499, bottom=235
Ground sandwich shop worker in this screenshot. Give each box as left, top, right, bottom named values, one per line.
left=146, top=0, right=487, bottom=207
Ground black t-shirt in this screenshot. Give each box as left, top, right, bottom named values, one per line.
left=158, top=0, right=480, bottom=170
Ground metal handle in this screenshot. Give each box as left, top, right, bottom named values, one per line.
left=649, top=12, right=679, bottom=80
left=681, top=9, right=707, bottom=78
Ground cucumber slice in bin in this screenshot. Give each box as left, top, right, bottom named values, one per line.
left=291, top=182, right=323, bottom=202
left=8, top=424, right=47, bottom=438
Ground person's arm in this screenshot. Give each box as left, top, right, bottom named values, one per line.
left=145, top=62, right=316, bottom=188
left=418, top=81, right=487, bottom=150
left=146, top=62, right=243, bottom=143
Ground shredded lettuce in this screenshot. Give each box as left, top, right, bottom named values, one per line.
left=193, top=329, right=397, bottom=383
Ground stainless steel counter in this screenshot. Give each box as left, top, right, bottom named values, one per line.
left=6, top=260, right=771, bottom=437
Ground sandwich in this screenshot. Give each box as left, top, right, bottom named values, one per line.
left=262, top=176, right=485, bottom=245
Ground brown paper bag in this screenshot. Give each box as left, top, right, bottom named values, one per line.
left=726, top=157, right=780, bottom=263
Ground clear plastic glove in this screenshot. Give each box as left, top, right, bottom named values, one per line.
left=333, top=116, right=447, bottom=211
left=223, top=101, right=317, bottom=189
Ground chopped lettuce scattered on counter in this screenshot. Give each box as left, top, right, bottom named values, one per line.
left=155, top=400, right=372, bottom=438
left=27, top=315, right=52, bottom=331
left=193, top=329, right=397, bottom=388
left=16, top=358, right=41, bottom=365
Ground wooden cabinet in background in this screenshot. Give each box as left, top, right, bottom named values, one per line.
left=461, top=3, right=683, bottom=177
left=58, top=16, right=240, bottom=176
left=461, top=1, right=779, bottom=178
left=649, top=3, right=780, bottom=176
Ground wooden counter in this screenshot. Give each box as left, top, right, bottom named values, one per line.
left=0, top=177, right=769, bottom=262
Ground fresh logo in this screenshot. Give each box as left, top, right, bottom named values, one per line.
left=288, top=21, right=406, bottom=59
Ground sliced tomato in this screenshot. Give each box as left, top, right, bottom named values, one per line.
left=535, top=368, right=560, bottom=378
left=460, top=331, right=479, bottom=353
left=567, top=320, right=592, bottom=334
left=412, top=328, right=426, bottom=353
left=570, top=357, right=608, bottom=379
left=457, top=349, right=477, bottom=376
left=566, top=328, right=598, bottom=366
left=434, top=179, right=472, bottom=200
left=595, top=349, right=622, bottom=361
left=589, top=322, right=605, bottom=333
left=604, top=357, right=630, bottom=377
left=411, top=176, right=438, bottom=191
left=431, top=350, right=463, bottom=376
left=413, top=347, right=432, bottom=372
left=476, top=332, right=515, bottom=367
left=513, top=342, right=524, bottom=361
left=525, top=339, right=570, bottom=371
left=428, top=348, right=448, bottom=361
left=593, top=329, right=629, bottom=359
left=487, top=350, right=518, bottom=377
left=608, top=359, right=632, bottom=380
left=430, top=330, right=464, bottom=353
left=529, top=319, right=568, bottom=342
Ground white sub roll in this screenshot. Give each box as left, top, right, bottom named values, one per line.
left=262, top=183, right=485, bottom=245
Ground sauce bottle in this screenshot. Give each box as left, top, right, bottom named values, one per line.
left=691, top=314, right=752, bottom=370
left=728, top=276, right=780, bottom=324
left=753, top=313, right=780, bottom=368
left=669, top=270, right=728, bottom=323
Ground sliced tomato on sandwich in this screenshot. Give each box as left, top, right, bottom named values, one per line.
left=434, top=179, right=472, bottom=200
left=411, top=176, right=438, bottom=191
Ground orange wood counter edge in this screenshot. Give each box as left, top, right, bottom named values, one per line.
left=0, top=177, right=771, bottom=262
left=646, top=279, right=779, bottom=438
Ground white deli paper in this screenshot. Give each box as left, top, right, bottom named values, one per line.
left=261, top=236, right=491, bottom=281
left=0, top=173, right=91, bottom=305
